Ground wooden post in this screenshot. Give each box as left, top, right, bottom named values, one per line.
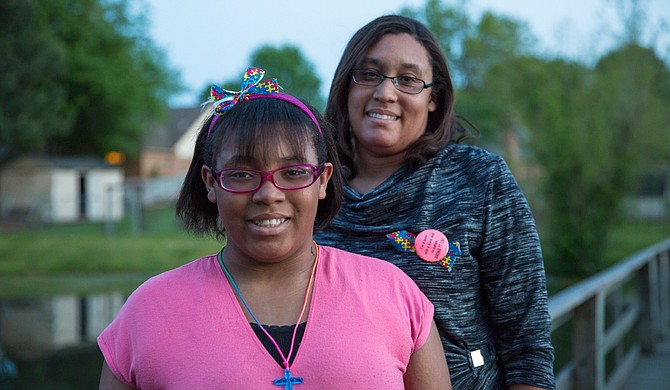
left=572, top=292, right=605, bottom=390
left=659, top=250, right=670, bottom=337
left=610, top=289, right=625, bottom=367
left=637, top=261, right=659, bottom=353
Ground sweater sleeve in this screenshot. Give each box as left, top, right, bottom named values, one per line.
left=478, top=158, right=556, bottom=389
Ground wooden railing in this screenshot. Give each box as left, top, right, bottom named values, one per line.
left=548, top=237, right=670, bottom=390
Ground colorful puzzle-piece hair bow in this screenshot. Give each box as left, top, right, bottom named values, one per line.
left=206, top=67, right=282, bottom=115
left=203, top=67, right=323, bottom=138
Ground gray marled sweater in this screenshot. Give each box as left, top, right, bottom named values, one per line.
left=315, top=144, right=555, bottom=389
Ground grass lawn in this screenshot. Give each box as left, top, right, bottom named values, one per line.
left=0, top=204, right=222, bottom=296
left=601, top=218, right=670, bottom=264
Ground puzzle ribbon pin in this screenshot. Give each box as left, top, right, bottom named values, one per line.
left=386, top=230, right=461, bottom=272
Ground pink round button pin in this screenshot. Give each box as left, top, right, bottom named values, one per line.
left=414, top=229, right=449, bottom=263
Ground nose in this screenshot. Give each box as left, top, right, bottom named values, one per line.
left=251, top=177, right=285, bottom=204
left=373, top=77, right=398, bottom=102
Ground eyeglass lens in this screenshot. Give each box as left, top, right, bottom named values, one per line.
left=352, top=69, right=427, bottom=94
left=218, top=165, right=319, bottom=192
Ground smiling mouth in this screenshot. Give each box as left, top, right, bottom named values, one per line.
left=368, top=112, right=398, bottom=121
left=251, top=218, right=287, bottom=228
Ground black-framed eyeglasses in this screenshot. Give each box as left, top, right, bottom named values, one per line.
left=210, top=164, right=325, bottom=193
left=352, top=68, right=433, bottom=95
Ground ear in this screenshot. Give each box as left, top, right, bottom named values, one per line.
left=428, top=95, right=437, bottom=113
left=318, top=163, right=334, bottom=200
left=201, top=165, right=218, bottom=203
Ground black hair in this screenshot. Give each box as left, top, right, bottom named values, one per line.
left=176, top=97, right=343, bottom=240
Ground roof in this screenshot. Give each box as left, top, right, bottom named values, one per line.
left=144, top=106, right=203, bottom=149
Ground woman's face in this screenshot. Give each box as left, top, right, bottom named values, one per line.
left=201, top=138, right=332, bottom=264
left=347, top=33, right=436, bottom=159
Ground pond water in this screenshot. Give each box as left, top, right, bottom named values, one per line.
left=0, top=289, right=130, bottom=390
left=2, top=344, right=102, bottom=389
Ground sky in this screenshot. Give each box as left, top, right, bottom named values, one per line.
left=143, top=0, right=670, bottom=108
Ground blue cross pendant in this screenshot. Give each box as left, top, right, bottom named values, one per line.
left=273, top=368, right=303, bottom=389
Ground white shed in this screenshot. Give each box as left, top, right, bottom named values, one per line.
left=0, top=156, right=124, bottom=223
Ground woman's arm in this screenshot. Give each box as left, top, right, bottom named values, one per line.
left=99, top=361, right=135, bottom=390
left=404, top=320, right=451, bottom=390
left=480, top=159, right=555, bottom=388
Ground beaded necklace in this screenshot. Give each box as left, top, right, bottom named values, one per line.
left=218, top=243, right=319, bottom=389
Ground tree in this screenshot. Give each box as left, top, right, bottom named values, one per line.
left=461, top=11, right=536, bottom=89
left=249, top=45, right=324, bottom=110
left=501, top=57, right=605, bottom=275
left=594, top=44, right=670, bottom=171
left=456, top=12, right=537, bottom=151
left=0, top=0, right=181, bottom=162
left=500, top=45, right=670, bottom=276
left=0, top=0, right=69, bottom=162
left=513, top=6, right=670, bottom=276
left=200, top=44, right=324, bottom=112
left=46, top=0, right=182, bottom=159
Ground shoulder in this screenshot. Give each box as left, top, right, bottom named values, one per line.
left=317, top=246, right=433, bottom=321
left=320, top=245, right=402, bottom=271
left=437, top=144, right=505, bottom=171
left=318, top=245, right=420, bottom=287
left=419, top=144, right=512, bottom=193
left=126, top=255, right=219, bottom=304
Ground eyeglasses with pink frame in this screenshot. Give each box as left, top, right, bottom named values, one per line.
left=210, top=164, right=325, bottom=193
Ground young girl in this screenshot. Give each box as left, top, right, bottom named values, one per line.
left=97, top=68, right=450, bottom=389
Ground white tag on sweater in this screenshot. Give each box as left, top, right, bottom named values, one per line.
left=471, top=349, right=484, bottom=367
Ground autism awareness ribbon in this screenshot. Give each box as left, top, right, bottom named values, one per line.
left=386, top=230, right=461, bottom=272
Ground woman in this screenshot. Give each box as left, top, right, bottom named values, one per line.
left=315, top=15, right=556, bottom=389
left=97, top=68, right=450, bottom=389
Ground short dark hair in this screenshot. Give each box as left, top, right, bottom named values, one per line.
left=326, top=14, right=460, bottom=178
left=176, top=98, right=343, bottom=240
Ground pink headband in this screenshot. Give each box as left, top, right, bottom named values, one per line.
left=203, top=67, right=323, bottom=138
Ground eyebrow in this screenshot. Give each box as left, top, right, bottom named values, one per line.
left=220, top=154, right=308, bottom=168
left=360, top=57, right=424, bottom=73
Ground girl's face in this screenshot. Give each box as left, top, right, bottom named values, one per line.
left=347, top=33, right=436, bottom=159
left=201, top=137, right=332, bottom=265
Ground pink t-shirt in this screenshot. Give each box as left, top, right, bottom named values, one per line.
left=98, top=245, right=434, bottom=389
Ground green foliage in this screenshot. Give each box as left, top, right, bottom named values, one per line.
left=0, top=0, right=70, bottom=161
left=250, top=44, right=325, bottom=110
left=594, top=44, right=670, bottom=169
left=456, top=11, right=537, bottom=148
left=461, top=11, right=536, bottom=89
left=500, top=46, right=670, bottom=276
left=0, top=0, right=181, bottom=161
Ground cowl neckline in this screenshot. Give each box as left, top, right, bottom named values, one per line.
left=343, top=164, right=411, bottom=201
